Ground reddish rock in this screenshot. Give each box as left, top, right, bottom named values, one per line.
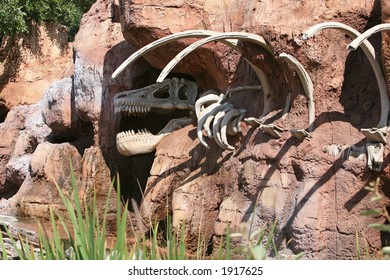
left=382, top=0, right=390, bottom=93
left=117, top=0, right=390, bottom=259
left=0, top=23, right=73, bottom=108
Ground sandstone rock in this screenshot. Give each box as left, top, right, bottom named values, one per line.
left=15, top=142, right=82, bottom=219
left=79, top=147, right=118, bottom=232
left=0, top=22, right=73, bottom=109
left=0, top=104, right=50, bottom=197
left=41, top=77, right=76, bottom=134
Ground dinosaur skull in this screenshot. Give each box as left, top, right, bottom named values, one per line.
left=114, top=78, right=198, bottom=156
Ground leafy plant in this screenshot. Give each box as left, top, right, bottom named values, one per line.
left=0, top=162, right=285, bottom=260
left=359, top=177, right=390, bottom=259
left=0, top=0, right=95, bottom=41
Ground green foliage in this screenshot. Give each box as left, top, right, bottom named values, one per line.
left=0, top=162, right=285, bottom=260
left=0, top=0, right=95, bottom=41
left=357, top=177, right=390, bottom=259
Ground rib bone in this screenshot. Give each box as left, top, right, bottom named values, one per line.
left=197, top=103, right=228, bottom=149
left=304, top=22, right=389, bottom=128
left=279, top=53, right=315, bottom=133
left=220, top=108, right=241, bottom=150
left=212, top=105, right=234, bottom=150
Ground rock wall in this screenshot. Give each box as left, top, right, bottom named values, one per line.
left=117, top=0, right=390, bottom=259
left=0, top=0, right=389, bottom=259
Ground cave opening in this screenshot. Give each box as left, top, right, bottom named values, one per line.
left=0, top=101, right=9, bottom=123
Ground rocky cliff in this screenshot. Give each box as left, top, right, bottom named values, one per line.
left=0, top=0, right=389, bottom=259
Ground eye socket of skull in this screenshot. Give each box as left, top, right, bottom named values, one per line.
left=116, top=93, right=127, bottom=99
left=152, top=84, right=170, bottom=99
left=178, top=84, right=190, bottom=101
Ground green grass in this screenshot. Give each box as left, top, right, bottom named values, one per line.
left=0, top=163, right=283, bottom=260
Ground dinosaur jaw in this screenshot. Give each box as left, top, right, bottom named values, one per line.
left=115, top=116, right=193, bottom=156
left=115, top=107, right=193, bottom=156
left=116, top=130, right=167, bottom=156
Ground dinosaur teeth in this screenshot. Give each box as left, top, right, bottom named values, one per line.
left=114, top=103, right=151, bottom=117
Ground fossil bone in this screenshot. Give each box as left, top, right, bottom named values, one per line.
left=197, top=102, right=229, bottom=149
left=195, top=92, right=225, bottom=120
left=154, top=32, right=273, bottom=118
left=348, top=23, right=390, bottom=51
left=220, top=108, right=246, bottom=150
left=322, top=144, right=344, bottom=156
left=112, top=30, right=235, bottom=79
left=156, top=32, right=273, bottom=82
left=116, top=129, right=166, bottom=156
left=259, top=124, right=284, bottom=139
left=304, top=22, right=389, bottom=128
left=366, top=142, right=385, bottom=172
left=114, top=78, right=197, bottom=156
left=212, top=105, right=235, bottom=150
left=290, top=128, right=312, bottom=140
left=360, top=127, right=389, bottom=145
left=279, top=53, right=315, bottom=137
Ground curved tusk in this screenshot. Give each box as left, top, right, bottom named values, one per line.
left=197, top=103, right=227, bottom=148
left=304, top=22, right=389, bottom=128
left=157, top=32, right=273, bottom=82
left=279, top=53, right=315, bottom=132
left=220, top=108, right=241, bottom=150
left=212, top=105, right=234, bottom=150
left=112, top=30, right=237, bottom=79
left=195, top=93, right=222, bottom=120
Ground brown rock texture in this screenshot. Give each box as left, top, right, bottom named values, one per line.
left=0, top=23, right=73, bottom=108
left=1, top=0, right=389, bottom=260
left=116, top=0, right=390, bottom=259
left=382, top=0, right=390, bottom=92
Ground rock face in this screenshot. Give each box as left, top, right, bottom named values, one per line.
left=0, top=23, right=73, bottom=108
left=117, top=0, right=390, bottom=259
left=382, top=0, right=390, bottom=91
left=1, top=0, right=390, bottom=260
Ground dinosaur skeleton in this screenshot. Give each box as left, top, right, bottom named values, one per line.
left=111, top=26, right=388, bottom=168
left=111, top=29, right=316, bottom=153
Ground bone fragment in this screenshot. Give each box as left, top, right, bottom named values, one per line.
left=348, top=23, right=390, bottom=51
left=290, top=128, right=312, bottom=140
left=366, top=142, right=384, bottom=172
left=226, top=85, right=262, bottom=98
left=116, top=131, right=166, bottom=156
left=361, top=127, right=389, bottom=145
left=259, top=124, right=284, bottom=139
left=322, top=144, right=344, bottom=156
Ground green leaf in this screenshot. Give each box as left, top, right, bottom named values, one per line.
left=360, top=209, right=382, bottom=216
left=368, top=224, right=390, bottom=232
